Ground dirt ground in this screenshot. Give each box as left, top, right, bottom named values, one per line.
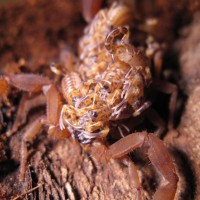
left=0, top=0, right=200, bottom=199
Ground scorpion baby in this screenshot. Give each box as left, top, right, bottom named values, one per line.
left=0, top=2, right=178, bottom=200
left=61, top=26, right=152, bottom=144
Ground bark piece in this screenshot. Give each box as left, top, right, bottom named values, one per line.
left=175, top=12, right=200, bottom=94
left=1, top=133, right=143, bottom=199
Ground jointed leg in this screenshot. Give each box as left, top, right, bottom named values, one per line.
left=124, top=157, right=143, bottom=200
left=42, top=84, right=62, bottom=126
left=7, top=94, right=46, bottom=136
left=1, top=74, right=51, bottom=137
left=3, top=74, right=66, bottom=137
left=20, top=116, right=45, bottom=181
left=19, top=85, right=68, bottom=180
left=1, top=74, right=69, bottom=180
left=146, top=36, right=164, bottom=78
left=132, top=101, right=151, bottom=117
left=43, top=84, right=70, bottom=139
left=19, top=84, right=69, bottom=180
left=89, top=141, right=143, bottom=200
left=151, top=80, right=177, bottom=129
left=146, top=134, right=178, bottom=200
left=5, top=74, right=51, bottom=93
left=146, top=108, right=166, bottom=137
left=105, top=132, right=178, bottom=200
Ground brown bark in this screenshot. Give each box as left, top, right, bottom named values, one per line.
left=165, top=12, right=200, bottom=200
left=1, top=133, right=143, bottom=199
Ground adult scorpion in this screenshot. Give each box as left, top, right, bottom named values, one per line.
left=0, top=2, right=178, bottom=199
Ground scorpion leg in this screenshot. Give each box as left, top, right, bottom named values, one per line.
left=153, top=50, right=163, bottom=78
left=43, top=84, right=70, bottom=139
left=4, top=74, right=68, bottom=138
left=105, top=132, right=178, bottom=200
left=132, top=101, right=151, bottom=117
left=3, top=74, right=50, bottom=136
left=19, top=84, right=69, bottom=180
left=7, top=93, right=46, bottom=136
left=151, top=80, right=178, bottom=129
left=81, top=0, right=103, bottom=23
left=4, top=74, right=68, bottom=137
left=146, top=36, right=164, bottom=78
left=146, top=108, right=166, bottom=137
left=20, top=116, right=45, bottom=181
left=89, top=140, right=143, bottom=199
left=5, top=74, right=51, bottom=92
left=124, top=157, right=143, bottom=200
left=1, top=74, right=68, bottom=179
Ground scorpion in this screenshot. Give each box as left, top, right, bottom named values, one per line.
left=60, top=26, right=152, bottom=144
left=0, top=2, right=178, bottom=200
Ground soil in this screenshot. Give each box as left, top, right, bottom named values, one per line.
left=0, top=0, right=200, bottom=199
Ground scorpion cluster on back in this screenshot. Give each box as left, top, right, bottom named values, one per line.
left=0, top=2, right=178, bottom=200
left=61, top=25, right=152, bottom=144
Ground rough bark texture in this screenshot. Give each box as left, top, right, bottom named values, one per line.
left=1, top=0, right=200, bottom=200
left=175, top=12, right=200, bottom=94
left=165, top=12, right=200, bottom=200
left=1, top=132, right=143, bottom=199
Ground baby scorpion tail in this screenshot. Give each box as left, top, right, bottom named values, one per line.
left=105, top=26, right=130, bottom=55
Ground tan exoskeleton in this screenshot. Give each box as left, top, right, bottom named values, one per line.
left=0, top=2, right=178, bottom=200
